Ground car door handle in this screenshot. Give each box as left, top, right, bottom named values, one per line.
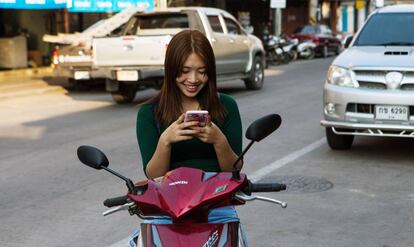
left=229, top=38, right=235, bottom=43
left=211, top=38, right=217, bottom=43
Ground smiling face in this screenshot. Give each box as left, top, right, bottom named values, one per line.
left=176, top=52, right=209, bottom=99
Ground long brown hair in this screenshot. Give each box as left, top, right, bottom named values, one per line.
left=151, top=29, right=225, bottom=127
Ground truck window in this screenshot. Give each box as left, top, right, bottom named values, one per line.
left=124, top=14, right=189, bottom=35
left=223, top=17, right=242, bottom=35
left=207, top=15, right=224, bottom=33
left=140, top=14, right=189, bottom=29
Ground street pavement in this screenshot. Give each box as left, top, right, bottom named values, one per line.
left=1, top=58, right=414, bottom=247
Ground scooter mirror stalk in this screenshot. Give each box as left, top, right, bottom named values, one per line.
left=77, top=145, right=136, bottom=193
left=231, top=114, right=282, bottom=180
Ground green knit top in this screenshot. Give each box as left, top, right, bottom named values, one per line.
left=136, top=93, right=242, bottom=176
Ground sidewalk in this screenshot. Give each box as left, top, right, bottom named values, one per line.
left=0, top=66, right=68, bottom=100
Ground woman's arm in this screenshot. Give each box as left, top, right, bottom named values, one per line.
left=137, top=109, right=200, bottom=179
left=196, top=95, right=243, bottom=171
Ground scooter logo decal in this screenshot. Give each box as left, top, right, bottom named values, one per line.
left=169, top=180, right=188, bottom=186
left=202, top=230, right=219, bottom=247
left=213, top=185, right=228, bottom=194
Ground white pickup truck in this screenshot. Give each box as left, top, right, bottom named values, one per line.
left=92, top=7, right=265, bottom=103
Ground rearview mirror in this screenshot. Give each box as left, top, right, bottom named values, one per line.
left=77, top=145, right=109, bottom=170
left=246, top=114, right=281, bottom=142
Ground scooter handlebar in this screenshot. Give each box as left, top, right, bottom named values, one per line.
left=249, top=182, right=287, bottom=193
left=103, top=195, right=129, bottom=207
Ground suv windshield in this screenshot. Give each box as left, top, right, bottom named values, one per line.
left=354, top=13, right=414, bottom=46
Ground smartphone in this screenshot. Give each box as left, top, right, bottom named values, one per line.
left=184, top=110, right=209, bottom=127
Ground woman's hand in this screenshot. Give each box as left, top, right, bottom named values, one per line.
left=160, top=114, right=200, bottom=145
left=196, top=117, right=226, bottom=145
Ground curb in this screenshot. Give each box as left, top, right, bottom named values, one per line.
left=0, top=66, right=54, bottom=79
left=0, top=85, right=68, bottom=100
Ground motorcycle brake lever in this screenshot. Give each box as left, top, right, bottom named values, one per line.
left=235, top=192, right=287, bottom=208
left=102, top=202, right=134, bottom=216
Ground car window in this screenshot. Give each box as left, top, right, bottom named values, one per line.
left=207, top=15, right=224, bottom=33
left=294, top=25, right=319, bottom=34
left=124, top=14, right=189, bottom=35
left=320, top=25, right=332, bottom=35
left=223, top=17, right=241, bottom=35
left=354, top=13, right=414, bottom=46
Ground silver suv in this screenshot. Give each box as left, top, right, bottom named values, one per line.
left=321, top=5, right=414, bottom=149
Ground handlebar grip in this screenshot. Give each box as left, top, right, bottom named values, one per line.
left=250, top=183, right=287, bottom=193
left=103, top=195, right=129, bottom=208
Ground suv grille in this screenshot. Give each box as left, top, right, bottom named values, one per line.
left=346, top=103, right=414, bottom=116
left=354, top=70, right=414, bottom=90
left=384, top=51, right=409, bottom=55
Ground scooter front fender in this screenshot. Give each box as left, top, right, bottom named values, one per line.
left=136, top=222, right=242, bottom=247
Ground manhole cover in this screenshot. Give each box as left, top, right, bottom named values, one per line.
left=259, top=175, right=334, bottom=193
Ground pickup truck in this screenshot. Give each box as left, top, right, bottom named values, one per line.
left=92, top=7, right=265, bottom=103
left=45, top=6, right=140, bottom=88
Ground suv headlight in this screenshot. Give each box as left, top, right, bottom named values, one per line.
left=327, top=65, right=355, bottom=87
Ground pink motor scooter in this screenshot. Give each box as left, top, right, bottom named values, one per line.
left=77, top=114, right=287, bottom=247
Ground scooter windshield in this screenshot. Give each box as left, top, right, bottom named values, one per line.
left=128, top=167, right=247, bottom=220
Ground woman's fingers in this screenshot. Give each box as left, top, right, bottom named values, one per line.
left=207, top=115, right=212, bottom=126
left=175, top=114, right=185, bottom=124
left=181, top=120, right=199, bottom=129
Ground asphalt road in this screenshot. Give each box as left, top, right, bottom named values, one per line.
left=1, top=57, right=413, bottom=247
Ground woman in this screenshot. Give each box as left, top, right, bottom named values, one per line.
left=134, top=29, right=247, bottom=246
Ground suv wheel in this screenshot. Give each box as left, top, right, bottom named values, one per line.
left=244, top=56, right=264, bottom=90
left=325, top=127, right=354, bottom=150
left=111, top=83, right=137, bottom=104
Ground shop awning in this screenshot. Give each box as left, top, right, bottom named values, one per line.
left=0, top=0, right=67, bottom=9
left=68, top=0, right=153, bottom=12
left=0, top=0, right=153, bottom=11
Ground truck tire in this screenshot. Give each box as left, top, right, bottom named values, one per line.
left=111, top=83, right=137, bottom=104
left=325, top=127, right=354, bottom=150
left=244, top=56, right=264, bottom=90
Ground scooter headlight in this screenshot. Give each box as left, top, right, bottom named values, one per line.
left=327, top=65, right=356, bottom=88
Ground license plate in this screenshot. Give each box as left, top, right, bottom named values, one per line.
left=375, top=105, right=409, bottom=120
left=74, top=71, right=90, bottom=80
left=116, top=71, right=138, bottom=81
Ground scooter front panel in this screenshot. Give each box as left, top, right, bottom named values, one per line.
left=139, top=222, right=239, bottom=247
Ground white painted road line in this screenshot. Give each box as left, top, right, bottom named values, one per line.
left=249, top=138, right=326, bottom=182
left=109, top=137, right=326, bottom=247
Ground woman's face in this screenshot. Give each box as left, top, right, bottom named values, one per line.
left=176, top=52, right=208, bottom=99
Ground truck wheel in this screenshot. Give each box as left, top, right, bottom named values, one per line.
left=325, top=127, right=354, bottom=150
left=244, top=56, right=264, bottom=90
left=111, top=83, right=137, bottom=104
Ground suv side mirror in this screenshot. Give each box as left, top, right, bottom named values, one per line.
left=344, top=35, right=353, bottom=48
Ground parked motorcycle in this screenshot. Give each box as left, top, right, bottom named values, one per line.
left=77, top=114, right=287, bottom=246
left=296, top=39, right=317, bottom=60
left=263, top=34, right=296, bottom=66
